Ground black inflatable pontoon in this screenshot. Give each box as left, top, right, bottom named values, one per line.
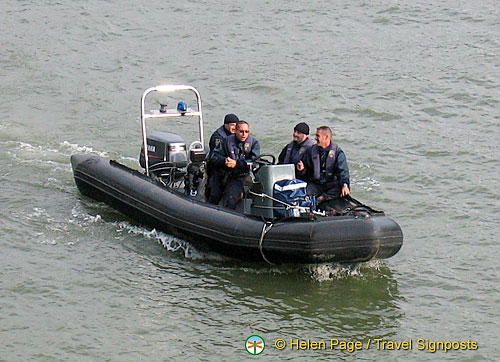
left=71, top=85, right=403, bottom=264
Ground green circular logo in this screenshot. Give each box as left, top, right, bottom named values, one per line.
left=246, top=335, right=265, bottom=355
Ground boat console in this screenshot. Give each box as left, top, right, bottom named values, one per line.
left=247, top=164, right=295, bottom=218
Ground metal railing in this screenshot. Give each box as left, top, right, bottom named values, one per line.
left=140, top=85, right=204, bottom=176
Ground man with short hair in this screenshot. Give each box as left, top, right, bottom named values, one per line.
left=297, top=126, right=350, bottom=210
left=208, top=121, right=260, bottom=209
left=278, top=122, right=313, bottom=166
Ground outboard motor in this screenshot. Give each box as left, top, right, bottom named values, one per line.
left=139, top=131, right=188, bottom=181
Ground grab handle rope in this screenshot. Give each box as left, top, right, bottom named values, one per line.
left=259, top=221, right=274, bottom=265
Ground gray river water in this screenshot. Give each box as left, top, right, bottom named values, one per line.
left=1, top=0, right=499, bottom=360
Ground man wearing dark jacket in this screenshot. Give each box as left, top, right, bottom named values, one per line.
left=277, top=122, right=313, bottom=166
left=205, top=114, right=239, bottom=201
left=297, top=126, right=350, bottom=210
left=209, top=113, right=239, bottom=152
left=208, top=121, right=260, bottom=209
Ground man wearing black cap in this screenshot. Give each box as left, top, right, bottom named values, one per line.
left=278, top=122, right=313, bottom=166
left=205, top=114, right=239, bottom=201
left=209, top=114, right=239, bottom=152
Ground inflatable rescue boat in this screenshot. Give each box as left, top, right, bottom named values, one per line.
left=71, top=85, right=403, bottom=264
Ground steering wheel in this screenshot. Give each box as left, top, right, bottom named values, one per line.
left=252, top=154, right=276, bottom=173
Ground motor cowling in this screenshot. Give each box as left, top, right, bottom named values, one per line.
left=139, top=131, right=188, bottom=169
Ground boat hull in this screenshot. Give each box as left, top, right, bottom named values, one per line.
left=71, top=154, right=403, bottom=264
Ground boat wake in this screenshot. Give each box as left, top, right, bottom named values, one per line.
left=3, top=140, right=108, bottom=182
left=308, top=263, right=361, bottom=281
left=115, top=222, right=214, bottom=261
left=60, top=141, right=109, bottom=158
left=308, top=259, right=386, bottom=282
left=3, top=139, right=131, bottom=169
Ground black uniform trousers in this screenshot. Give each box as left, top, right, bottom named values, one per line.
left=207, top=172, right=244, bottom=210
left=306, top=182, right=354, bottom=212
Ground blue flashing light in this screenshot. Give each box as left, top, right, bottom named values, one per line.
left=177, top=101, right=187, bottom=114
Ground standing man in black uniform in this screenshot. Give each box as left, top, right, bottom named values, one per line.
left=208, top=121, right=260, bottom=209
left=297, top=126, right=350, bottom=211
left=205, top=114, right=239, bottom=201
left=208, top=113, right=239, bottom=153
left=277, top=122, right=314, bottom=166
